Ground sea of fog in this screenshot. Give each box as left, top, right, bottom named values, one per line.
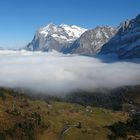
left=0, top=50, right=140, bottom=94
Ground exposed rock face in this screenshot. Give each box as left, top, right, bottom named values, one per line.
left=26, top=14, right=140, bottom=58
left=62, top=26, right=117, bottom=54
left=100, top=14, right=140, bottom=59
left=26, top=23, right=87, bottom=52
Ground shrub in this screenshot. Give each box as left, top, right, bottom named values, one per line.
left=0, top=132, right=5, bottom=140
left=0, top=91, right=6, bottom=100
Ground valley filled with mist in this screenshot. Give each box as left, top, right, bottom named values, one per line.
left=0, top=49, right=140, bottom=140
left=0, top=1, right=140, bottom=139
left=0, top=50, right=140, bottom=95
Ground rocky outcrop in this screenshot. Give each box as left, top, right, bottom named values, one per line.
left=100, top=14, right=140, bottom=59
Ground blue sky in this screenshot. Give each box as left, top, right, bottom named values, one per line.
left=0, top=0, right=140, bottom=48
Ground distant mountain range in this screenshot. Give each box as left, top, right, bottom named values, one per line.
left=26, top=13, right=140, bottom=59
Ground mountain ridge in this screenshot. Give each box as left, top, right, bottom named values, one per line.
left=100, top=14, right=140, bottom=59
left=26, top=13, right=140, bottom=59
left=62, top=26, right=117, bottom=54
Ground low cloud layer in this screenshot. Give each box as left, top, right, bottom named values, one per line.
left=0, top=50, right=140, bottom=94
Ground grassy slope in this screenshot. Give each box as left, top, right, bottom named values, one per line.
left=0, top=88, right=128, bottom=140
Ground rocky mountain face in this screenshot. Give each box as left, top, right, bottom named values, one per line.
left=26, top=13, right=140, bottom=59
left=26, top=23, right=87, bottom=51
left=100, top=14, right=140, bottom=59
left=26, top=23, right=116, bottom=54
left=62, top=26, right=117, bottom=54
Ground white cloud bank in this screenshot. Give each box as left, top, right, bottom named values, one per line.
left=0, top=50, right=140, bottom=94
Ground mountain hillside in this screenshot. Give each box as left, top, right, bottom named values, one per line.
left=62, top=26, right=117, bottom=54
left=0, top=87, right=128, bottom=140
left=100, top=14, right=140, bottom=59
left=65, top=85, right=140, bottom=110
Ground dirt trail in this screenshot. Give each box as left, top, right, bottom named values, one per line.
left=60, top=124, right=79, bottom=140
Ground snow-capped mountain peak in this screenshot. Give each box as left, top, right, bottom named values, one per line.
left=38, top=23, right=58, bottom=37
left=27, top=23, right=87, bottom=51
left=37, top=23, right=87, bottom=42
